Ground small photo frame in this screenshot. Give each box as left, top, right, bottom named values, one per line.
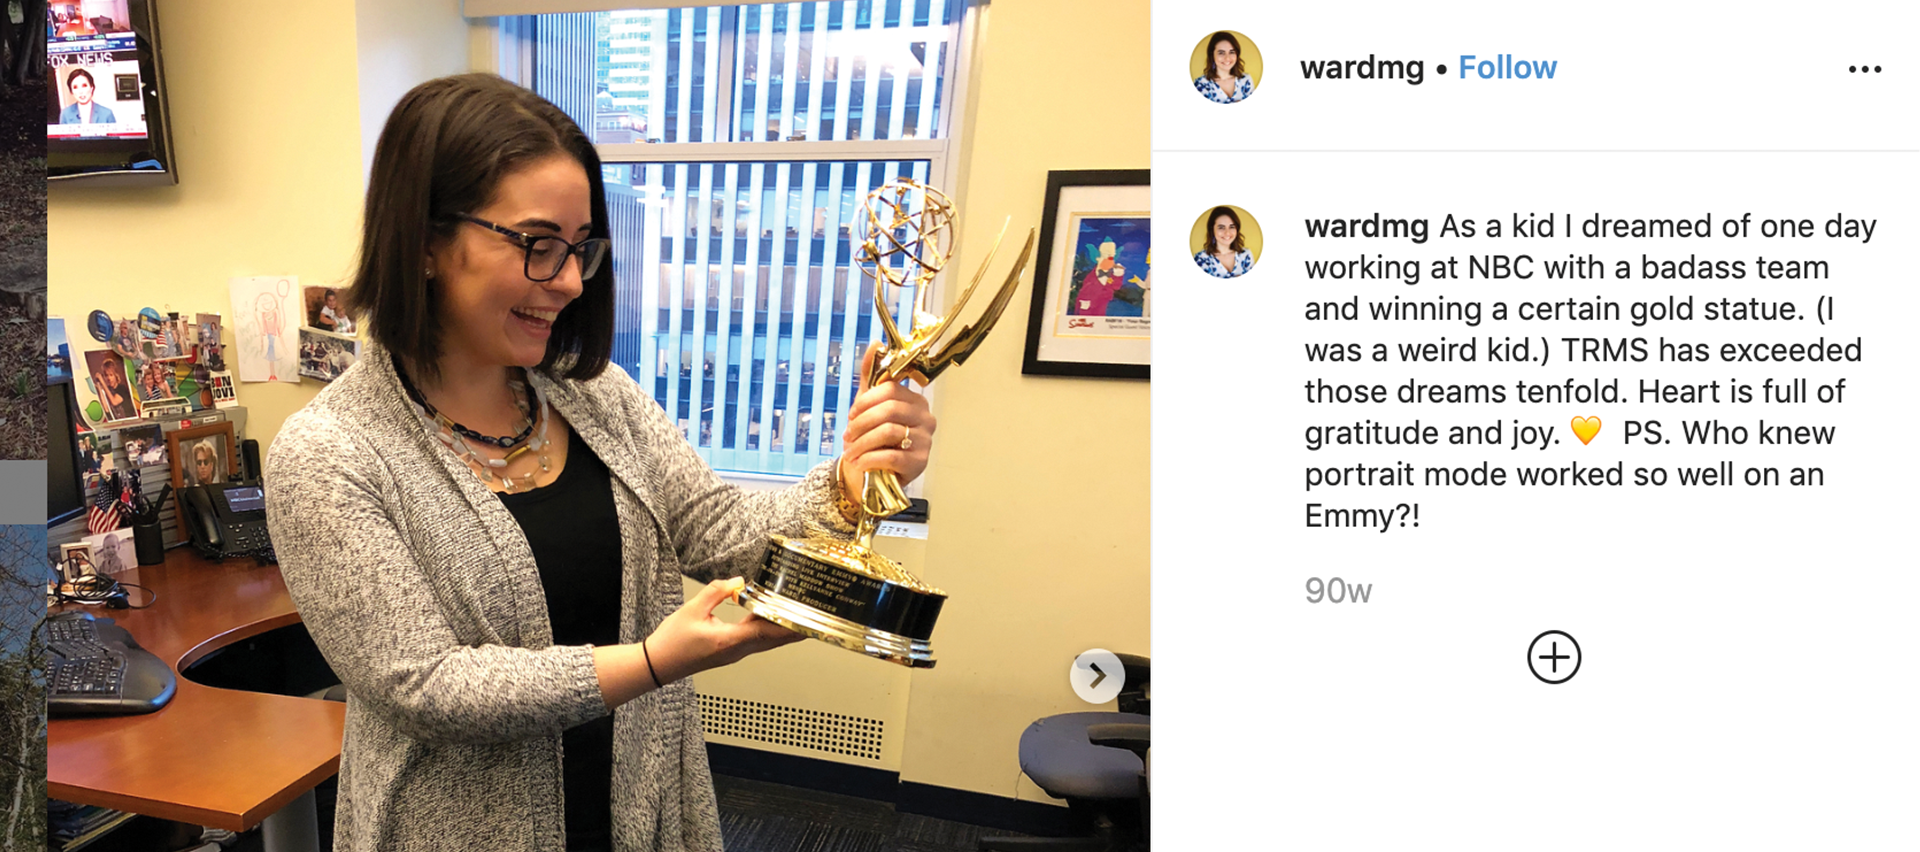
left=299, top=327, right=361, bottom=383
left=168, top=422, right=240, bottom=541
left=82, top=528, right=136, bottom=576
left=1022, top=169, right=1152, bottom=379
left=59, top=542, right=95, bottom=584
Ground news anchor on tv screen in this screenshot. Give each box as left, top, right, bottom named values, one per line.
left=58, top=68, right=118, bottom=125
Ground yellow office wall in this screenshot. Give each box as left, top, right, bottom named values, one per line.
left=355, top=0, right=473, bottom=184
left=900, top=0, right=1151, bottom=801
left=48, top=1, right=365, bottom=448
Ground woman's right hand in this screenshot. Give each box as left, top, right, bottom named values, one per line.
left=644, top=578, right=803, bottom=684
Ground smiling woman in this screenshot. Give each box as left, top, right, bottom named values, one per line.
left=1191, top=204, right=1258, bottom=279
left=426, top=160, right=607, bottom=380
left=1191, top=30, right=1258, bottom=104
left=263, top=73, right=941, bottom=852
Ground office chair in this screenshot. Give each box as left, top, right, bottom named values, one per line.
left=980, top=654, right=1150, bottom=852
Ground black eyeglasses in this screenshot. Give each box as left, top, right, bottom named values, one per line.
left=454, top=213, right=611, bottom=282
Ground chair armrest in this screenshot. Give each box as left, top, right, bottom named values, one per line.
left=1114, top=653, right=1150, bottom=714
left=1087, top=722, right=1150, bottom=762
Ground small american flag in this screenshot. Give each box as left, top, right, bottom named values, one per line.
left=88, top=473, right=121, bottom=535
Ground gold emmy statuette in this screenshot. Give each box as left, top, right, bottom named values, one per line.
left=739, top=178, right=1035, bottom=668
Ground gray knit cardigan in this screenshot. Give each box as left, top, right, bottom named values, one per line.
left=264, top=344, right=851, bottom=851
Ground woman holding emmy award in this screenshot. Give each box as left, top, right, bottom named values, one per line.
left=264, top=74, right=936, bottom=852
left=1193, top=31, right=1253, bottom=104
left=1195, top=205, right=1255, bottom=278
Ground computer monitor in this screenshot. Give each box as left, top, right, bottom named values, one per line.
left=50, top=380, right=88, bottom=525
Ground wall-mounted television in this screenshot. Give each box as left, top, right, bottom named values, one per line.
left=47, top=0, right=177, bottom=186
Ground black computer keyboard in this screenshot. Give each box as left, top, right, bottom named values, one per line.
left=48, top=611, right=176, bottom=717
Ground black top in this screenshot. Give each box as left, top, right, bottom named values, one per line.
left=498, top=428, right=622, bottom=851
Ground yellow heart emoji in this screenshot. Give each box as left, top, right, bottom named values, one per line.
left=1570, top=416, right=1601, bottom=445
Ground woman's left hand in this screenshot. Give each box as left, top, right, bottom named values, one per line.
left=839, top=343, right=936, bottom=500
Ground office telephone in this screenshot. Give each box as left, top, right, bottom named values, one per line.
left=178, top=480, right=275, bottom=560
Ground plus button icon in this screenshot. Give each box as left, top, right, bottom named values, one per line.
left=1527, top=631, right=1582, bottom=684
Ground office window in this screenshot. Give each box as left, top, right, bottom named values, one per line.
left=525, top=1, right=966, bottom=477
left=535, top=3, right=956, bottom=145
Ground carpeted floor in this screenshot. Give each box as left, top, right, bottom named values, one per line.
left=168, top=774, right=1020, bottom=851
left=714, top=775, right=1022, bottom=852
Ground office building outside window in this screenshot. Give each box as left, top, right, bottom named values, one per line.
left=519, top=1, right=966, bottom=477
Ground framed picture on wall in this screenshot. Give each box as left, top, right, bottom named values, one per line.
left=1021, top=169, right=1151, bottom=379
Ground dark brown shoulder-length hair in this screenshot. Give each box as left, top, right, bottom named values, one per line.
left=1207, top=31, right=1247, bottom=80
left=1208, top=205, right=1246, bottom=253
left=346, top=73, right=614, bottom=384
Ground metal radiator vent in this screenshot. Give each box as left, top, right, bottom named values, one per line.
left=698, top=694, right=885, bottom=761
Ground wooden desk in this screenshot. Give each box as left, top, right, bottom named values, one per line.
left=48, top=548, right=344, bottom=835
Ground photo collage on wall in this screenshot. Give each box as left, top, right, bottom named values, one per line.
left=80, top=308, right=209, bottom=426
left=297, top=284, right=361, bottom=383
left=67, top=308, right=236, bottom=487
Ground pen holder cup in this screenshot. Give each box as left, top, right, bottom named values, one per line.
left=133, top=522, right=165, bottom=566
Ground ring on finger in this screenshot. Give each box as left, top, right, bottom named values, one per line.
left=899, top=426, right=913, bottom=451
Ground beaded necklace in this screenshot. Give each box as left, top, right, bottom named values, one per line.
left=396, top=364, right=554, bottom=493
left=396, top=368, right=535, bottom=449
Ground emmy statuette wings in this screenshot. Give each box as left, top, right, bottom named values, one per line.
left=739, top=178, right=1036, bottom=668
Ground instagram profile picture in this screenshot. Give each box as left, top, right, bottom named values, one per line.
left=1191, top=205, right=1260, bottom=279
left=1190, top=30, right=1260, bottom=104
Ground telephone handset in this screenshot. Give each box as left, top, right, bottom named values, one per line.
left=178, top=480, right=274, bottom=560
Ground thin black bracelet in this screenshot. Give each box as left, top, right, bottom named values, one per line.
left=641, top=638, right=664, bottom=689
